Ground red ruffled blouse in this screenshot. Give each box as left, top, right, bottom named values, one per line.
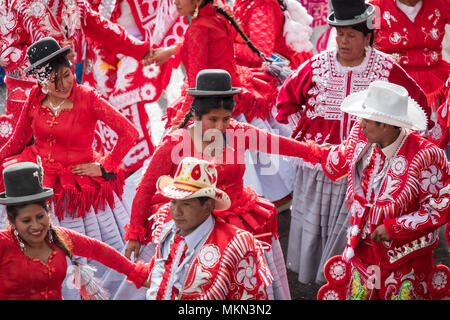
left=124, top=119, right=319, bottom=244
left=0, top=82, right=139, bottom=219
left=0, top=226, right=146, bottom=300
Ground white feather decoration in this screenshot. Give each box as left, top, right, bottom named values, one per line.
left=282, top=0, right=314, bottom=52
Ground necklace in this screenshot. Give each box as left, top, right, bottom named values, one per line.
left=49, top=98, right=66, bottom=116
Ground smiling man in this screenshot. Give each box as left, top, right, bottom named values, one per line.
left=143, top=157, right=273, bottom=300
left=299, top=80, right=450, bottom=300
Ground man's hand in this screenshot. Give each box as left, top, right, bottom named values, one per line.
left=371, top=224, right=391, bottom=242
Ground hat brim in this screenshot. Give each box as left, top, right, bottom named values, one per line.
left=156, top=175, right=231, bottom=211
left=341, top=91, right=428, bottom=131
left=0, top=188, right=54, bottom=206
left=327, top=4, right=375, bottom=27
left=186, top=87, right=241, bottom=97
left=24, top=46, right=71, bottom=74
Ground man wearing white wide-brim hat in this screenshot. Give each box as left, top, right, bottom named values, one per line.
left=300, top=81, right=449, bottom=300
left=143, top=157, right=273, bottom=300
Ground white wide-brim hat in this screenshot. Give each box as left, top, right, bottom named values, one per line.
left=156, top=157, right=231, bottom=211
left=341, top=80, right=427, bottom=131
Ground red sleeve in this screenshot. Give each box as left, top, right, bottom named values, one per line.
left=89, top=88, right=139, bottom=172
left=387, top=62, right=433, bottom=129
left=319, top=124, right=360, bottom=182
left=234, top=3, right=275, bottom=64
left=275, top=59, right=313, bottom=123
left=57, top=227, right=148, bottom=287
left=383, top=147, right=449, bottom=241
left=80, top=0, right=149, bottom=61
left=125, top=133, right=180, bottom=243
left=228, top=119, right=322, bottom=165
left=0, top=87, right=39, bottom=163
left=171, top=25, right=209, bottom=126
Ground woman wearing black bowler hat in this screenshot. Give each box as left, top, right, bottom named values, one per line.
left=275, top=0, right=433, bottom=286
left=0, top=161, right=149, bottom=300
left=0, top=37, right=139, bottom=298
left=114, top=69, right=322, bottom=300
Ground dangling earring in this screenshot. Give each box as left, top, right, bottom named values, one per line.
left=193, top=5, right=199, bottom=18
left=47, top=227, right=54, bottom=243
left=14, top=229, right=26, bottom=251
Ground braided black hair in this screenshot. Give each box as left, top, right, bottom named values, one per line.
left=201, top=0, right=272, bottom=63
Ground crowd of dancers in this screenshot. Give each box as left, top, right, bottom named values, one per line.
left=0, top=0, right=448, bottom=300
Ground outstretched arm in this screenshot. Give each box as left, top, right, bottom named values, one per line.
left=57, top=227, right=149, bottom=288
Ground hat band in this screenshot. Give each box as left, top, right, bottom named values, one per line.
left=173, top=180, right=212, bottom=192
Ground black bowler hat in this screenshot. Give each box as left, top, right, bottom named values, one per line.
left=186, top=69, right=241, bottom=97
left=0, top=162, right=53, bottom=205
left=24, top=37, right=70, bottom=74
left=327, top=0, right=375, bottom=28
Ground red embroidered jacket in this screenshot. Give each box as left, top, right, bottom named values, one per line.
left=0, top=226, right=145, bottom=300
left=370, top=0, right=450, bottom=107
left=124, top=119, right=319, bottom=244
left=146, top=217, right=272, bottom=300
left=319, top=123, right=449, bottom=268
left=276, top=48, right=431, bottom=145
left=0, top=83, right=139, bottom=219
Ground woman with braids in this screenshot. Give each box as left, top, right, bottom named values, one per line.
left=0, top=162, right=148, bottom=300
left=0, top=37, right=140, bottom=299
left=150, top=0, right=300, bottom=204
left=119, top=69, right=322, bottom=300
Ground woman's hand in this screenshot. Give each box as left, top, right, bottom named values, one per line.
left=71, top=162, right=102, bottom=177
left=149, top=46, right=177, bottom=66
left=125, top=240, right=142, bottom=261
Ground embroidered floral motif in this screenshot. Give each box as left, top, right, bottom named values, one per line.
left=28, top=1, right=46, bottom=18
left=198, top=245, right=220, bottom=269
left=430, top=270, right=447, bottom=291
left=391, top=156, right=407, bottom=176
left=140, top=83, right=156, bottom=101
left=0, top=8, right=17, bottom=35
left=143, top=64, right=160, bottom=79
left=0, top=120, right=13, bottom=138
left=420, top=165, right=443, bottom=194
left=236, top=254, right=258, bottom=290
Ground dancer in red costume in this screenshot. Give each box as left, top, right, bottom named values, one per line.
left=233, top=0, right=313, bottom=70
left=369, top=0, right=450, bottom=111
left=0, top=162, right=147, bottom=300
left=123, top=70, right=321, bottom=299
left=142, top=156, right=272, bottom=300
left=276, top=0, right=432, bottom=286
left=231, top=0, right=314, bottom=204
left=301, top=81, right=449, bottom=300
left=0, top=0, right=153, bottom=150
left=82, top=0, right=189, bottom=175
left=0, top=38, right=140, bottom=299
